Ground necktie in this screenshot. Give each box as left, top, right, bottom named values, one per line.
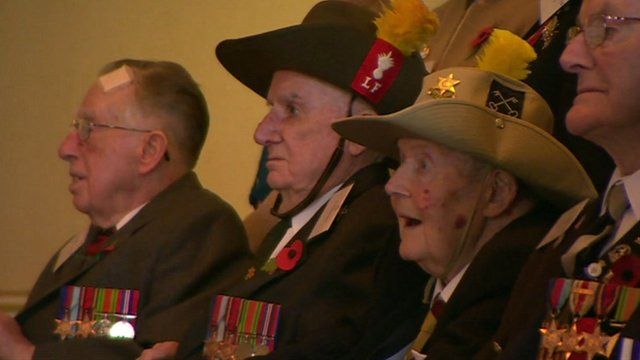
left=406, top=294, right=446, bottom=359
left=562, top=181, right=630, bottom=275
left=86, top=227, right=115, bottom=256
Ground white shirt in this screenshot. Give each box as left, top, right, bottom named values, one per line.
left=268, top=185, right=342, bottom=259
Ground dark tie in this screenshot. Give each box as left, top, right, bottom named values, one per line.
left=86, top=227, right=115, bottom=256
left=565, top=182, right=630, bottom=275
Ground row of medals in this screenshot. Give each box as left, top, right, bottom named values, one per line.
left=539, top=317, right=621, bottom=359
left=203, top=332, right=271, bottom=359
left=54, top=313, right=136, bottom=340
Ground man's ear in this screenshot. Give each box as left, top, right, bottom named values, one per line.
left=139, top=131, right=169, bottom=174
left=345, top=140, right=367, bottom=157
left=482, top=169, right=518, bottom=218
left=344, top=99, right=377, bottom=157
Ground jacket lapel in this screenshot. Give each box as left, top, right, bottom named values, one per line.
left=232, top=164, right=390, bottom=298
left=19, top=172, right=201, bottom=316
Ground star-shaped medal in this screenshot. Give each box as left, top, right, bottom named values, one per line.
left=203, top=339, right=220, bottom=358
left=539, top=319, right=566, bottom=356
left=428, top=74, right=461, bottom=99
left=77, top=319, right=96, bottom=338
left=581, top=325, right=611, bottom=360
left=53, top=319, right=74, bottom=340
left=558, top=322, right=583, bottom=354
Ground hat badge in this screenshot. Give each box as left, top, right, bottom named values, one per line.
left=428, top=73, right=460, bottom=99
left=373, top=52, right=395, bottom=80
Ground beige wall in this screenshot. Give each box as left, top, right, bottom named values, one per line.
left=0, top=0, right=447, bottom=309
left=0, top=0, right=319, bottom=301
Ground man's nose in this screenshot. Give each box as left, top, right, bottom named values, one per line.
left=58, top=130, right=81, bottom=161
left=254, top=111, right=281, bottom=146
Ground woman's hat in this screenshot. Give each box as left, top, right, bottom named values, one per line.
left=333, top=67, right=597, bottom=208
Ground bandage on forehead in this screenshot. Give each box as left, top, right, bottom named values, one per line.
left=99, top=65, right=134, bottom=92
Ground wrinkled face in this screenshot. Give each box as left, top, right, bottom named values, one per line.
left=58, top=83, right=145, bottom=222
left=385, top=138, right=486, bottom=278
left=560, top=0, right=640, bottom=144
left=254, top=70, right=351, bottom=196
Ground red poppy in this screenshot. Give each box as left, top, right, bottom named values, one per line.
left=471, top=27, right=494, bottom=48
left=276, top=240, right=304, bottom=271
left=610, top=255, right=640, bottom=287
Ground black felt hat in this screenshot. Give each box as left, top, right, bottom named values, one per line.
left=215, top=0, right=427, bottom=115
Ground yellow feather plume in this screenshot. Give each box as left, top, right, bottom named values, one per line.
left=374, top=0, right=439, bottom=56
left=475, top=29, right=537, bottom=80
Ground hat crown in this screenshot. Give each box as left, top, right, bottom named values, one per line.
left=215, top=0, right=427, bottom=115
left=302, top=1, right=377, bottom=36
left=420, top=67, right=554, bottom=134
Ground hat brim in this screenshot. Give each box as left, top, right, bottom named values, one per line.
left=333, top=99, right=597, bottom=209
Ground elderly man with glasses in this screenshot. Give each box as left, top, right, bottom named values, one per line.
left=0, top=59, right=250, bottom=360
left=482, top=0, right=640, bottom=358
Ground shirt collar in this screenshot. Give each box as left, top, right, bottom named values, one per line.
left=115, top=202, right=148, bottom=230
left=290, top=184, right=343, bottom=231
left=602, top=168, right=640, bottom=222
left=432, top=264, right=471, bottom=303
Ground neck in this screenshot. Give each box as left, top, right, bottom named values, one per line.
left=590, top=129, right=640, bottom=176
left=276, top=151, right=375, bottom=214
left=90, top=168, right=187, bottom=228
left=440, top=196, right=536, bottom=284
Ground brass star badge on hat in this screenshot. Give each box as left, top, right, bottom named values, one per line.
left=428, top=74, right=460, bottom=98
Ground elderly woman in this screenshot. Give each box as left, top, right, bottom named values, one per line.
left=333, top=67, right=597, bottom=359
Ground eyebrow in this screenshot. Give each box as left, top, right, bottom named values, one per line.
left=267, top=92, right=303, bottom=107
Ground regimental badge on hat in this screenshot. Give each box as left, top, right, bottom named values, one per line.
left=203, top=295, right=281, bottom=360
left=486, top=80, right=525, bottom=119
left=351, top=0, right=438, bottom=104
left=53, top=286, right=139, bottom=341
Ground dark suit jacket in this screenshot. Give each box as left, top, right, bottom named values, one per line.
left=488, top=197, right=640, bottom=359
left=16, top=171, right=250, bottom=360
left=178, top=163, right=427, bottom=360
left=352, top=203, right=558, bottom=360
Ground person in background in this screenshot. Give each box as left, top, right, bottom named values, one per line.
left=484, top=0, right=640, bottom=358
left=426, top=0, right=613, bottom=194
left=0, top=59, right=250, bottom=359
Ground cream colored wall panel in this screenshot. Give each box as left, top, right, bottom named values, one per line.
left=0, top=0, right=317, bottom=298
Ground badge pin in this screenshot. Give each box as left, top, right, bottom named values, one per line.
left=428, top=74, right=460, bottom=99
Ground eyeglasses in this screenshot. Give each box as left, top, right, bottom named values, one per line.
left=567, top=14, right=640, bottom=48
left=71, top=117, right=152, bottom=141
left=70, top=118, right=171, bottom=161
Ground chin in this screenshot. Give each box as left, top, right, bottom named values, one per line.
left=565, top=107, right=603, bottom=139
left=398, top=239, right=423, bottom=263
left=265, top=173, right=292, bottom=192
left=72, top=198, right=90, bottom=215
